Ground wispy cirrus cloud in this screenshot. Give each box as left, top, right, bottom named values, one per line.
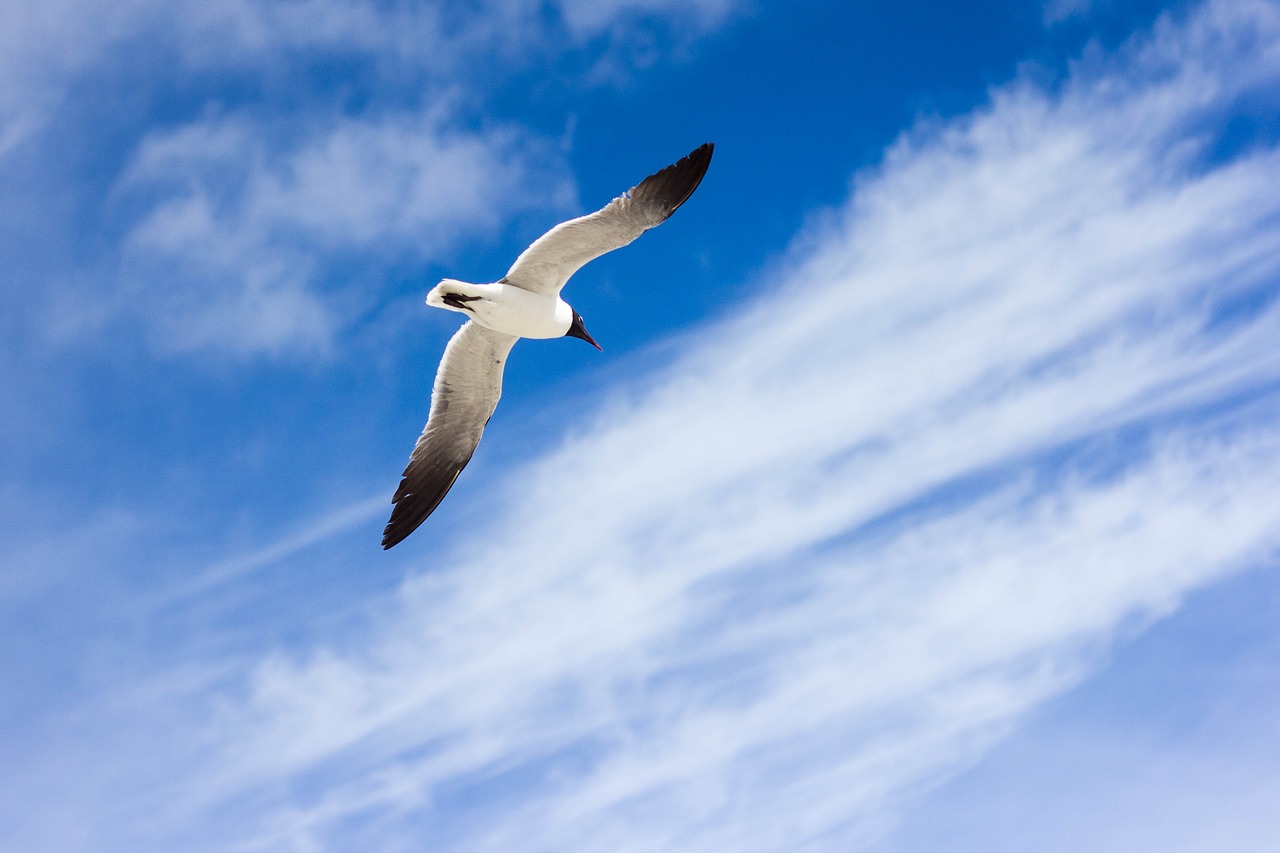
left=557, top=0, right=741, bottom=40
left=110, top=112, right=573, bottom=357
left=7, top=0, right=747, bottom=361
left=1, top=0, right=742, bottom=155
left=1042, top=0, right=1096, bottom=25
left=0, top=0, right=154, bottom=157
left=875, top=556, right=1280, bottom=853
left=12, top=2, right=1277, bottom=850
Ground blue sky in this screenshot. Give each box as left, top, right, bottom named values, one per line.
left=3, top=0, right=1280, bottom=849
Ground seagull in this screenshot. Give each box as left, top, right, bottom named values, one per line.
left=382, top=142, right=714, bottom=549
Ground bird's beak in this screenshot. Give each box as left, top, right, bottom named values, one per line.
left=576, top=327, right=603, bottom=351
left=567, top=313, right=603, bottom=351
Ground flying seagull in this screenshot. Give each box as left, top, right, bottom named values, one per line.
left=382, top=142, right=714, bottom=549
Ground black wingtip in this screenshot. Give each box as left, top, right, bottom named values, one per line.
left=381, top=513, right=405, bottom=549
left=381, top=496, right=433, bottom=550
left=381, top=506, right=426, bottom=550
left=381, top=513, right=412, bottom=550
left=381, top=465, right=467, bottom=549
left=634, top=142, right=714, bottom=219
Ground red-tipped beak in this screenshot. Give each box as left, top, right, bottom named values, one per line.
left=567, top=312, right=602, bottom=351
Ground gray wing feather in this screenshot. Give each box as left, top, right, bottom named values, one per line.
left=503, top=142, right=713, bottom=296
left=382, top=322, right=517, bottom=549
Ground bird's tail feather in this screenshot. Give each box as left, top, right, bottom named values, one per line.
left=427, top=279, right=478, bottom=310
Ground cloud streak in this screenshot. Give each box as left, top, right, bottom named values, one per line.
left=0, top=0, right=742, bottom=156
left=114, top=112, right=573, bottom=357
left=8, top=0, right=745, bottom=360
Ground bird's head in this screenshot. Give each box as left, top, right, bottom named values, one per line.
left=565, top=310, right=602, bottom=351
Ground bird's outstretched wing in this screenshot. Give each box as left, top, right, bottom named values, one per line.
left=503, top=142, right=713, bottom=296
left=383, top=322, right=517, bottom=549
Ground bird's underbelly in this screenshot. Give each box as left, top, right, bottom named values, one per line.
left=428, top=280, right=571, bottom=339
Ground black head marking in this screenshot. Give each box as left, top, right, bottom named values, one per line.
left=565, top=310, right=602, bottom=351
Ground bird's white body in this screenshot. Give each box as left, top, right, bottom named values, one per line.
left=427, top=279, right=574, bottom=339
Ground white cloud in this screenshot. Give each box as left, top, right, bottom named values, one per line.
left=0, top=0, right=154, bottom=156
left=557, top=0, right=742, bottom=40
left=0, top=0, right=745, bottom=159
left=206, top=425, right=1280, bottom=853
left=62, top=1, right=1278, bottom=849
left=167, top=0, right=740, bottom=73
left=6, top=0, right=746, bottom=359
left=111, top=111, right=572, bottom=357
left=1042, top=0, right=1095, bottom=26
left=875, top=581, right=1280, bottom=853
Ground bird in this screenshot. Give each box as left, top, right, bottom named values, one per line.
left=382, top=142, right=714, bottom=549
